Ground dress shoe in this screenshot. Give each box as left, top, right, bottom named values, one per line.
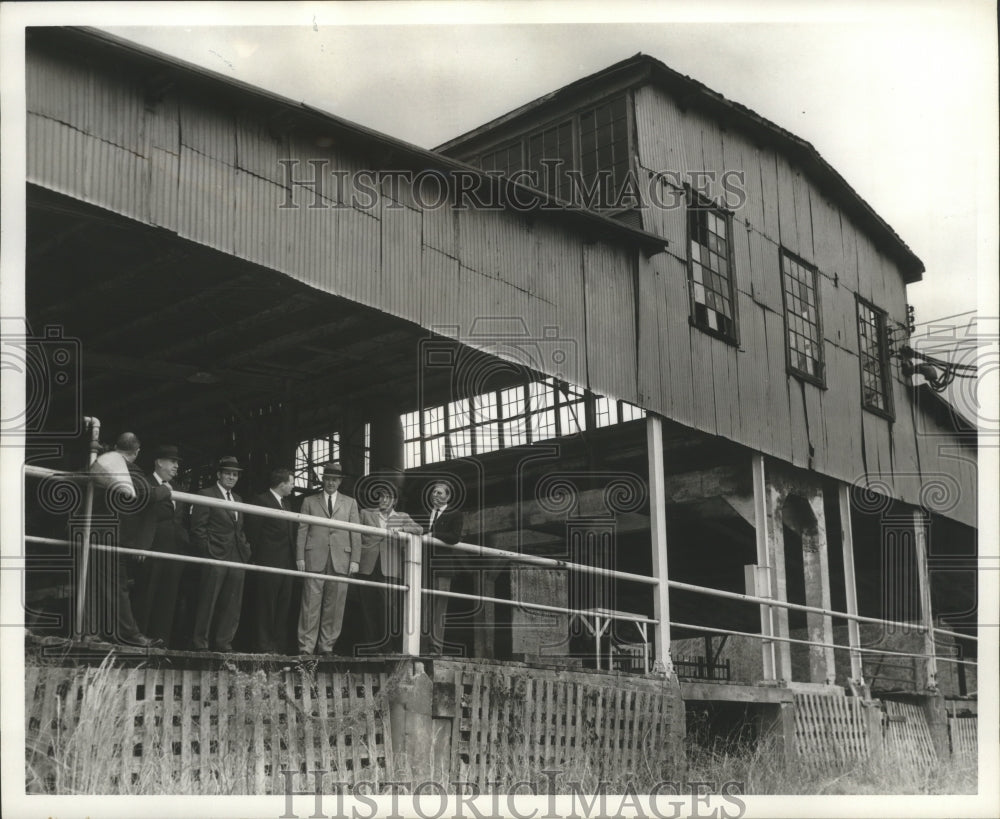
left=119, top=634, right=165, bottom=649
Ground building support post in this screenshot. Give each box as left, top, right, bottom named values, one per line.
left=401, top=533, right=423, bottom=656
left=646, top=415, right=673, bottom=675
left=913, top=508, right=938, bottom=691
left=838, top=484, right=866, bottom=692
left=751, top=454, right=777, bottom=682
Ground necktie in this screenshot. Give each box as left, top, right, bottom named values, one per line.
left=327, top=494, right=333, bottom=516
left=430, top=509, right=437, bottom=529
left=226, top=490, right=236, bottom=521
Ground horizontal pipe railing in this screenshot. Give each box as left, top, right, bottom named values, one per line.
left=24, top=535, right=407, bottom=590
left=24, top=465, right=658, bottom=589
left=670, top=621, right=979, bottom=668
left=25, top=535, right=656, bottom=626
left=23, top=464, right=980, bottom=675
left=667, top=577, right=979, bottom=642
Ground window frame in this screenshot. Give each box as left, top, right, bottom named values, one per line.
left=855, top=295, right=895, bottom=420
left=779, top=248, right=826, bottom=387
left=472, top=91, right=635, bottom=211
left=685, top=189, right=740, bottom=345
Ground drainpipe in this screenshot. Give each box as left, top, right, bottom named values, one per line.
left=73, top=416, right=100, bottom=641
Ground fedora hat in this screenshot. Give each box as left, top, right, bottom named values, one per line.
left=153, top=444, right=182, bottom=462
left=216, top=455, right=244, bottom=472
left=321, top=461, right=347, bottom=478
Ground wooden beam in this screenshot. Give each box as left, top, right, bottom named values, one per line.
left=661, top=464, right=749, bottom=503
left=680, top=681, right=793, bottom=704
left=913, top=508, right=938, bottom=690
left=647, top=415, right=673, bottom=675
left=838, top=484, right=865, bottom=689
left=751, top=454, right=778, bottom=681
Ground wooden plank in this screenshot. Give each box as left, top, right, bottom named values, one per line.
left=329, top=671, right=347, bottom=779
left=301, top=671, right=316, bottom=778
left=688, top=329, right=718, bottom=437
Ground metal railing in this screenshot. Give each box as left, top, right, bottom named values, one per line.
left=23, top=463, right=978, bottom=683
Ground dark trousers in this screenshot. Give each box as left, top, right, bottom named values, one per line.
left=133, top=554, right=184, bottom=645
left=192, top=562, right=245, bottom=651
left=254, top=568, right=292, bottom=653
left=354, top=564, right=394, bottom=654
left=84, top=546, right=143, bottom=644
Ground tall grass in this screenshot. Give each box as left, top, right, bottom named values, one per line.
left=25, top=657, right=977, bottom=796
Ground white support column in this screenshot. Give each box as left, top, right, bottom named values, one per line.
left=401, top=532, right=423, bottom=656
left=838, top=484, right=865, bottom=688
left=751, top=454, right=777, bottom=681
left=646, top=415, right=673, bottom=676
left=912, top=508, right=938, bottom=690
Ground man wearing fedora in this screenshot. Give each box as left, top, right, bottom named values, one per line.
left=191, top=456, right=251, bottom=652
left=133, top=444, right=191, bottom=646
left=296, top=461, right=361, bottom=656
left=245, top=466, right=297, bottom=654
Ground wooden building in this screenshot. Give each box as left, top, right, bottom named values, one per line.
left=19, top=28, right=979, bottom=784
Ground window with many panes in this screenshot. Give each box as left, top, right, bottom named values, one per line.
left=688, top=198, right=737, bottom=341
left=473, top=95, right=631, bottom=209
left=400, top=378, right=640, bottom=469
left=481, top=141, right=523, bottom=180
left=856, top=298, right=893, bottom=417
left=579, top=96, right=630, bottom=208
left=780, top=250, right=824, bottom=384
left=293, top=427, right=370, bottom=488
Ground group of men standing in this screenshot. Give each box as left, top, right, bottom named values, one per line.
left=84, top=433, right=466, bottom=655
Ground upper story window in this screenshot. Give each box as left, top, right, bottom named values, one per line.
left=687, top=197, right=737, bottom=342
left=780, top=250, right=824, bottom=385
left=481, top=141, right=522, bottom=179
left=579, top=96, right=630, bottom=208
left=856, top=297, right=894, bottom=418
left=527, top=120, right=574, bottom=202
left=474, top=94, right=631, bottom=210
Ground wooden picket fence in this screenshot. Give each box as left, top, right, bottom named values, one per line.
left=25, top=656, right=401, bottom=793
left=883, top=699, right=937, bottom=765
left=792, top=692, right=977, bottom=768
left=25, top=652, right=684, bottom=794
left=948, top=715, right=977, bottom=761
left=793, top=692, right=871, bottom=768
left=433, top=659, right=683, bottom=788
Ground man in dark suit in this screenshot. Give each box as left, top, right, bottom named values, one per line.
left=296, top=462, right=361, bottom=656
left=84, top=432, right=170, bottom=647
left=191, top=456, right=251, bottom=652
left=133, top=444, right=190, bottom=646
left=245, top=467, right=296, bottom=654
left=422, top=480, right=465, bottom=654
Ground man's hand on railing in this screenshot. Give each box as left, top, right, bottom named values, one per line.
left=296, top=559, right=305, bottom=572
left=349, top=561, right=359, bottom=575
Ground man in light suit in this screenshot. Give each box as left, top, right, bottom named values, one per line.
left=245, top=467, right=297, bottom=654
left=296, top=462, right=361, bottom=656
left=358, top=484, right=422, bottom=652
left=191, top=456, right=251, bottom=652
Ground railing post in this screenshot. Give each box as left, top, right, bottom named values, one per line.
left=838, top=483, right=866, bottom=691
left=912, top=508, right=938, bottom=690
left=646, top=415, right=673, bottom=675
left=751, top=454, right=777, bottom=681
left=73, top=418, right=101, bottom=641
left=401, top=532, right=423, bottom=656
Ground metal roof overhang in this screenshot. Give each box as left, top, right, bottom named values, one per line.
left=26, top=186, right=540, bottom=465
